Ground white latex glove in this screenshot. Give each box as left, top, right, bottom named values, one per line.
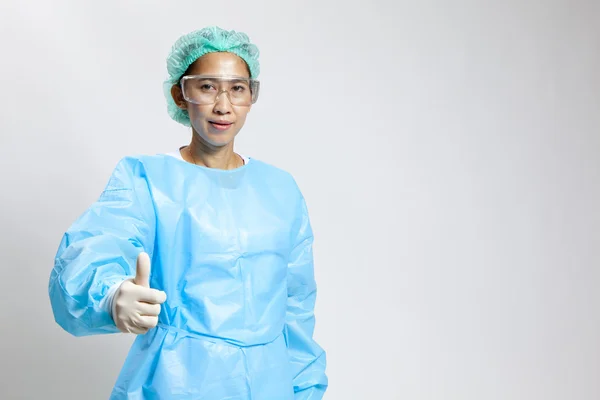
left=113, top=252, right=167, bottom=334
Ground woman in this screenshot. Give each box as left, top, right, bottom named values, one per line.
left=48, top=26, right=328, bottom=400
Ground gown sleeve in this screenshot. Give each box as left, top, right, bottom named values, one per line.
left=284, top=190, right=328, bottom=399
left=48, top=157, right=156, bottom=337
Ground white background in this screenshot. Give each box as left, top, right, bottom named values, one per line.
left=0, top=1, right=599, bottom=399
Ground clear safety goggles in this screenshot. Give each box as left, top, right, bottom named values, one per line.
left=180, top=75, right=260, bottom=106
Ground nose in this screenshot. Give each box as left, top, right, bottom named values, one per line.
left=213, top=90, right=232, bottom=114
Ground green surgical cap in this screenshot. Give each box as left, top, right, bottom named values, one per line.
left=163, top=26, right=260, bottom=126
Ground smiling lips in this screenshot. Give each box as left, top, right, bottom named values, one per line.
left=209, top=120, right=233, bottom=131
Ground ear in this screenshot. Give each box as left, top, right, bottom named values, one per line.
left=170, top=85, right=187, bottom=110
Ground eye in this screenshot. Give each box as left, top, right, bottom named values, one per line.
left=200, top=83, right=216, bottom=91
left=232, top=85, right=246, bottom=92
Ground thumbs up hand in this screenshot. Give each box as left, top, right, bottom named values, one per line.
left=113, top=252, right=167, bottom=334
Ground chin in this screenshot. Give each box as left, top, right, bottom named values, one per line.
left=201, top=133, right=235, bottom=148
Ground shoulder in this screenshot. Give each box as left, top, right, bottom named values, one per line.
left=248, top=158, right=302, bottom=193
left=103, top=154, right=170, bottom=191
left=109, top=153, right=175, bottom=175
left=117, top=153, right=171, bottom=166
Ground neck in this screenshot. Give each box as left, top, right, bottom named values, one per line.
left=185, top=134, right=242, bottom=170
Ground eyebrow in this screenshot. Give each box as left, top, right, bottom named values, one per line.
left=195, top=78, right=250, bottom=87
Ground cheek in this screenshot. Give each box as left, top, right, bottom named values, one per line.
left=232, top=107, right=250, bottom=122
left=187, top=104, right=209, bottom=119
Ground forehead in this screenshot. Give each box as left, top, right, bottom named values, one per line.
left=186, top=52, right=250, bottom=78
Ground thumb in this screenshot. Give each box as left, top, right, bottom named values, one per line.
left=134, top=252, right=151, bottom=288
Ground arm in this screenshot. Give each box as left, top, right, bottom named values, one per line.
left=48, top=157, right=156, bottom=336
left=285, top=193, right=328, bottom=399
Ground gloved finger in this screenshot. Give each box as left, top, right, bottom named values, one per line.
left=134, top=252, right=151, bottom=288
left=136, top=302, right=162, bottom=317
left=125, top=315, right=151, bottom=334
left=119, top=321, right=146, bottom=335
left=129, top=325, right=149, bottom=335
left=136, top=288, right=167, bottom=304
left=134, top=315, right=159, bottom=330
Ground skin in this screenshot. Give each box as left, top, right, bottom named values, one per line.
left=171, top=52, right=253, bottom=170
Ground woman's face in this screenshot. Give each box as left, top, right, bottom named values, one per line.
left=173, top=52, right=252, bottom=148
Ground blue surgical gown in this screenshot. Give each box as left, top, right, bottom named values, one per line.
left=48, top=154, right=328, bottom=399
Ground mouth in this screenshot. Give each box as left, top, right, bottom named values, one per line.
left=209, top=121, right=233, bottom=131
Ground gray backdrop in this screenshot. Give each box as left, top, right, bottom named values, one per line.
left=0, top=0, right=599, bottom=399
